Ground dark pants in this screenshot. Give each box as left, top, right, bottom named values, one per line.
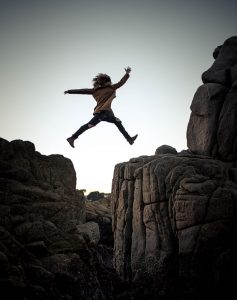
left=72, top=110, right=131, bottom=140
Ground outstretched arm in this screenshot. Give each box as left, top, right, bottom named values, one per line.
left=64, top=88, right=93, bottom=95
left=112, top=67, right=132, bottom=89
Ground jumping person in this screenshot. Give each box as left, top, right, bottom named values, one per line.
left=64, top=67, right=138, bottom=148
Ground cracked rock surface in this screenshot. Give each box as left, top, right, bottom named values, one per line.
left=112, top=36, right=237, bottom=299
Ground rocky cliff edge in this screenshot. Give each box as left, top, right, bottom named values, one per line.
left=0, top=138, right=115, bottom=300
left=111, top=36, right=237, bottom=299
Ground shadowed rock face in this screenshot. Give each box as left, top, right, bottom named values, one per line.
left=112, top=152, right=237, bottom=299
left=112, top=36, right=237, bottom=300
left=187, top=36, right=237, bottom=161
left=0, top=138, right=85, bottom=232
left=0, top=138, right=115, bottom=300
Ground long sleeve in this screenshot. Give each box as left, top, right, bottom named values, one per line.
left=111, top=73, right=130, bottom=90
left=66, top=88, right=93, bottom=94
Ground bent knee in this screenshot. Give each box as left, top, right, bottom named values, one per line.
left=115, top=117, right=121, bottom=123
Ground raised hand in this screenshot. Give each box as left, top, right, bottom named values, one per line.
left=125, top=66, right=131, bottom=74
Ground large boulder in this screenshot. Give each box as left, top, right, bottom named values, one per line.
left=112, top=36, right=237, bottom=299
left=112, top=152, right=237, bottom=299
left=85, top=200, right=113, bottom=246
left=0, top=138, right=115, bottom=300
left=187, top=36, right=237, bottom=161
left=202, top=36, right=237, bottom=86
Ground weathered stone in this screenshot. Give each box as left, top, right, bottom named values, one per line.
left=155, top=144, right=177, bottom=155
left=77, top=221, right=100, bottom=245
left=85, top=200, right=112, bottom=246
left=0, top=138, right=78, bottom=196
left=187, top=83, right=228, bottom=157
left=202, top=36, right=237, bottom=86
left=218, top=80, right=237, bottom=160
left=187, top=37, right=237, bottom=162
left=0, top=138, right=117, bottom=300
left=112, top=152, right=237, bottom=298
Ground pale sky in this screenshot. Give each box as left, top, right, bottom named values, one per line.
left=1, top=0, right=236, bottom=194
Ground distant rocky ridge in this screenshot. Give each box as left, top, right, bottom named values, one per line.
left=111, top=36, right=237, bottom=299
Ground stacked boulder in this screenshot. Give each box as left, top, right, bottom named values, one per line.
left=112, top=36, right=237, bottom=299
left=187, top=36, right=237, bottom=161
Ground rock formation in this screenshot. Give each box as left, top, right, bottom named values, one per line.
left=1, top=36, right=237, bottom=300
left=86, top=200, right=113, bottom=246
left=0, top=138, right=115, bottom=300
left=187, top=36, right=237, bottom=161
left=112, top=36, right=237, bottom=299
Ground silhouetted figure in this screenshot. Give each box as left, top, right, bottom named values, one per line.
left=64, top=67, right=138, bottom=148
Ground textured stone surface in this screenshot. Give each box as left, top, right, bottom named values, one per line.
left=0, top=138, right=116, bottom=300
left=218, top=81, right=237, bottom=161
left=187, top=36, right=237, bottom=161
left=187, top=83, right=227, bottom=156
left=112, top=36, right=237, bottom=299
left=77, top=221, right=100, bottom=245
left=202, top=36, right=237, bottom=86
left=86, top=200, right=113, bottom=246
left=155, top=145, right=177, bottom=155
left=0, top=138, right=85, bottom=233
left=112, top=152, right=237, bottom=298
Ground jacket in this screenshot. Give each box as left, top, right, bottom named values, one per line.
left=66, top=73, right=129, bottom=114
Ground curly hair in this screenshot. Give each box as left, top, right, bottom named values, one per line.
left=92, top=73, right=111, bottom=88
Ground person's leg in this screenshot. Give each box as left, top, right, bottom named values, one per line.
left=67, top=113, right=103, bottom=148
left=104, top=111, right=138, bottom=144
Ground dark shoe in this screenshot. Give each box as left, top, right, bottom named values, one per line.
left=67, top=137, right=75, bottom=148
left=128, top=134, right=138, bottom=145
